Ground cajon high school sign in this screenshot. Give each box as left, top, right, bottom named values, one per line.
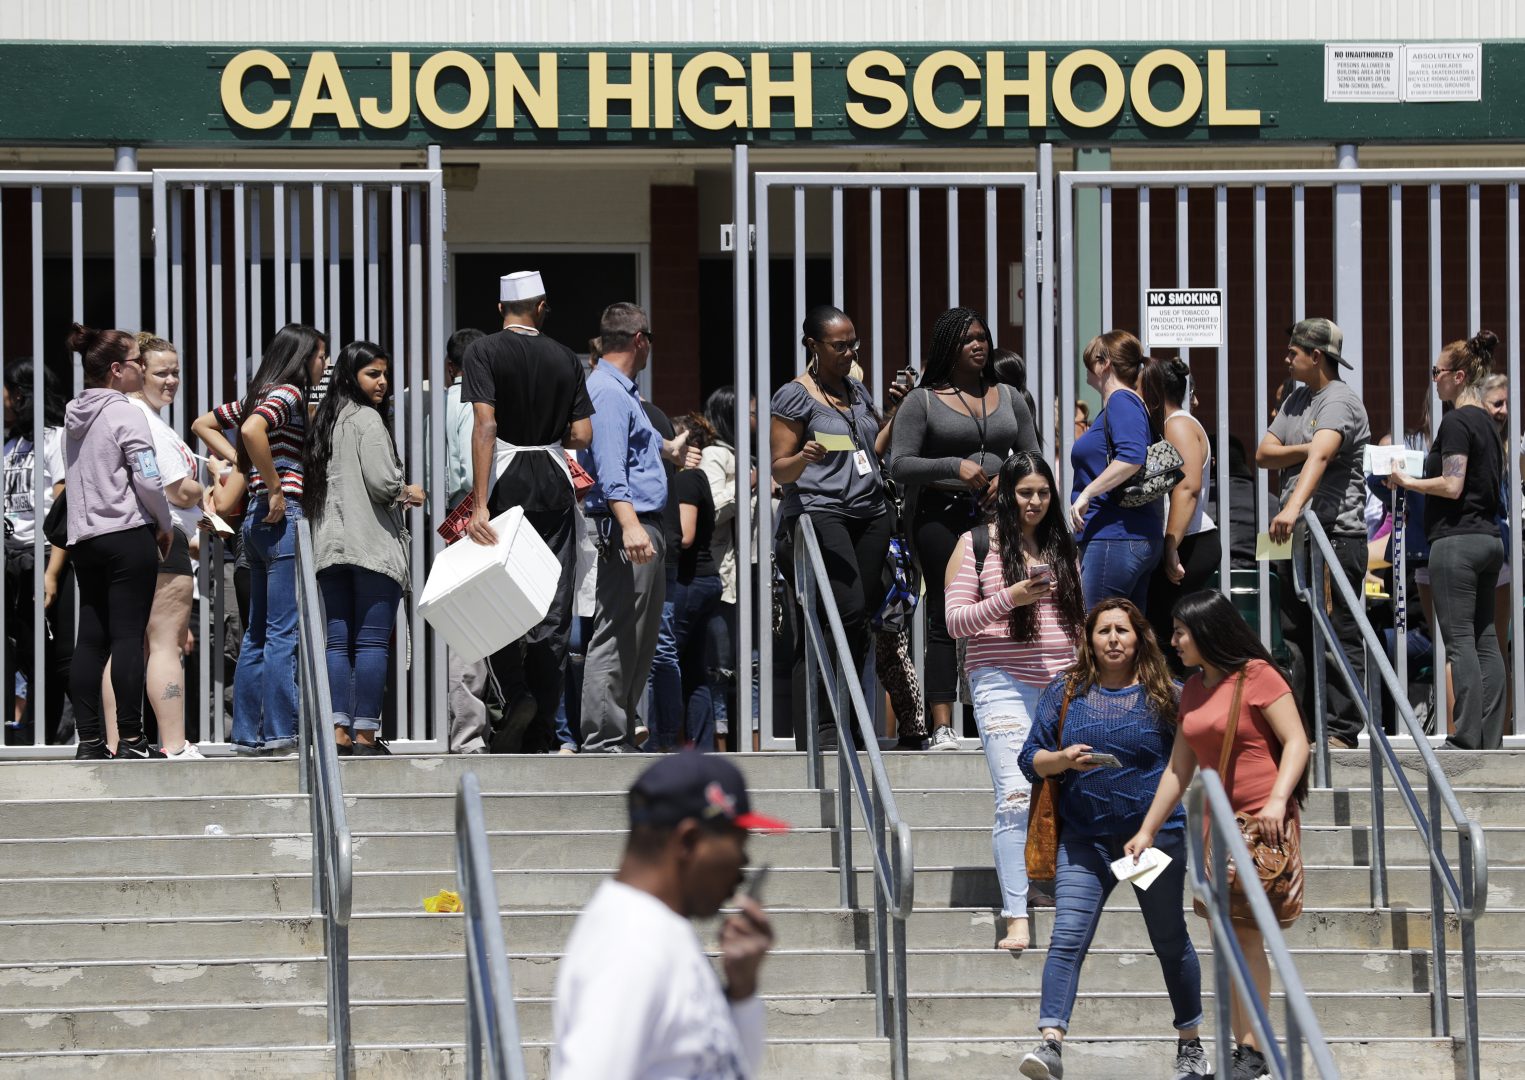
left=0, top=42, right=1516, bottom=147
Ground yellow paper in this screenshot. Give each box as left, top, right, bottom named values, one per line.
left=812, top=431, right=856, bottom=452
left=423, top=889, right=462, bottom=914
left=1255, top=532, right=1292, bottom=561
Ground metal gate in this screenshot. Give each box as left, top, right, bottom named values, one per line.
left=1055, top=166, right=1524, bottom=742
left=732, top=151, right=1051, bottom=749
left=0, top=163, right=447, bottom=758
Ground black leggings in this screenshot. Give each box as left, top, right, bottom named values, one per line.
left=778, top=509, right=894, bottom=749
left=69, top=526, right=159, bottom=745
left=1147, top=528, right=1223, bottom=677
left=912, top=490, right=982, bottom=708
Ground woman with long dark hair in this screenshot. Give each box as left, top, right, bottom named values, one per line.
left=892, top=307, right=1040, bottom=750
left=1017, top=599, right=1206, bottom=1080
left=1141, top=357, right=1221, bottom=674
left=1069, top=330, right=1168, bottom=610
left=192, top=323, right=328, bottom=753
left=771, top=304, right=893, bottom=751
left=304, top=341, right=422, bottom=755
left=1127, top=589, right=1309, bottom=1080
left=4, top=358, right=73, bottom=745
left=63, top=325, right=175, bottom=760
left=945, top=452, right=1085, bottom=951
left=699, top=385, right=753, bottom=746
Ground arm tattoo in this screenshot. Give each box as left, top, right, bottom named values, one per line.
left=162, top=683, right=182, bottom=701
left=1442, top=453, right=1468, bottom=481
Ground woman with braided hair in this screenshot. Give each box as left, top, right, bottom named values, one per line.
left=891, top=307, right=1039, bottom=750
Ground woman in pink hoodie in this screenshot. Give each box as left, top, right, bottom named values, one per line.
left=63, top=324, right=173, bottom=760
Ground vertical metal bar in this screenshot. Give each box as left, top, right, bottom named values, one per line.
left=946, top=187, right=959, bottom=306
left=1509, top=186, right=1525, bottom=736
left=1367, top=670, right=1388, bottom=904
left=247, top=187, right=259, bottom=387
left=836, top=666, right=855, bottom=909
left=1137, top=187, right=1151, bottom=354
left=1100, top=187, right=1113, bottom=328
left=30, top=188, right=44, bottom=747
left=1059, top=177, right=1076, bottom=497
left=732, top=146, right=754, bottom=753
left=203, top=187, right=221, bottom=743
left=289, top=186, right=302, bottom=325
left=1215, top=187, right=1232, bottom=594
left=984, top=186, right=998, bottom=335
left=754, top=170, right=773, bottom=750
left=908, top=189, right=921, bottom=364
left=210, top=190, right=225, bottom=441
left=391, top=185, right=407, bottom=735
left=71, top=185, right=84, bottom=338
left=1427, top=184, right=1448, bottom=736
left=1255, top=188, right=1272, bottom=643
left=1023, top=180, right=1039, bottom=439
left=113, top=147, right=142, bottom=330
left=831, top=186, right=844, bottom=308
left=1309, top=539, right=1331, bottom=788
left=1390, top=185, right=1407, bottom=692
left=193, top=186, right=208, bottom=450
left=328, top=187, right=341, bottom=344
left=1428, top=784, right=1450, bottom=1036
left=1467, top=183, right=1481, bottom=331
left=1211, top=813, right=1235, bottom=1080
left=1334, top=145, right=1363, bottom=389
left=313, top=184, right=325, bottom=335
left=234, top=185, right=248, bottom=402
left=366, top=190, right=380, bottom=344
left=793, top=186, right=806, bottom=342
left=871, top=187, right=885, bottom=402
left=352, top=183, right=365, bottom=342
left=1038, top=147, right=1055, bottom=475
left=1177, top=185, right=1190, bottom=372
left=426, top=163, right=447, bottom=745
left=171, top=193, right=186, bottom=431
left=801, top=534, right=821, bottom=790
left=152, top=173, right=170, bottom=386
left=270, top=185, right=283, bottom=336
left=1293, top=185, right=1306, bottom=320
left=0, top=188, right=5, bottom=731
left=405, top=185, right=423, bottom=743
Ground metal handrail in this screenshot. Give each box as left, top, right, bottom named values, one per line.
left=792, top=514, right=915, bottom=1080
left=456, top=772, right=528, bottom=1080
left=1292, top=508, right=1487, bottom=1080
left=1187, top=770, right=1338, bottom=1080
left=294, top=519, right=355, bottom=1080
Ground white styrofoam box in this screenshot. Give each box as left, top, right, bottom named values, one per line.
left=418, top=506, right=561, bottom=663
left=1363, top=444, right=1426, bottom=478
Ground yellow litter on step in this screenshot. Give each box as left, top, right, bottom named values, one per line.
left=423, top=889, right=462, bottom=913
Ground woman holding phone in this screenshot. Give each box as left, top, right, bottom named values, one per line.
left=945, top=452, right=1085, bottom=951
left=1126, top=589, right=1308, bottom=1080
left=1016, top=599, right=1207, bottom=1080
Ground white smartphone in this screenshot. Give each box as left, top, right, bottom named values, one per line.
left=1085, top=752, right=1123, bottom=768
left=1028, top=562, right=1052, bottom=582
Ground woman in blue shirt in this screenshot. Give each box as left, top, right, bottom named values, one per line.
left=1069, top=331, right=1167, bottom=610
left=1016, top=598, right=1206, bottom=1080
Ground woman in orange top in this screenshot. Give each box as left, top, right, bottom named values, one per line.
left=1125, top=589, right=1309, bottom=1080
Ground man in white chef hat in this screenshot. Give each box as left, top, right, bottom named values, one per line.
left=457, top=269, right=595, bottom=753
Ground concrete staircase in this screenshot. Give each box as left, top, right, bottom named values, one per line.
left=0, top=749, right=1520, bottom=1078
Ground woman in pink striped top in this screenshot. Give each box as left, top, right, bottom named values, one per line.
left=946, top=452, right=1087, bottom=950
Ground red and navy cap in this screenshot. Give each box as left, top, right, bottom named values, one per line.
left=628, top=751, right=790, bottom=833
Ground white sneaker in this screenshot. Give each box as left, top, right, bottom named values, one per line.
left=165, top=742, right=206, bottom=759
left=928, top=727, right=961, bottom=751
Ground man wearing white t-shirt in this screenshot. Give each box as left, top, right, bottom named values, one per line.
left=552, top=752, right=785, bottom=1080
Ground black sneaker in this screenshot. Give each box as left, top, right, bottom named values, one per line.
left=335, top=742, right=354, bottom=757
left=351, top=738, right=391, bottom=757
left=114, top=738, right=167, bottom=760
left=1231, top=1045, right=1269, bottom=1080
left=75, top=739, right=114, bottom=760
left=1019, top=1038, right=1063, bottom=1080
left=1173, top=1036, right=1212, bottom=1078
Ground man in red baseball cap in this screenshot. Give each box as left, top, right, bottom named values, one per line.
left=551, top=752, right=787, bottom=1079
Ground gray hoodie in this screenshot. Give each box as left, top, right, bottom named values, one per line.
left=64, top=388, right=174, bottom=547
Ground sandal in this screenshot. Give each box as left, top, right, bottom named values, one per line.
left=997, top=916, right=1030, bottom=952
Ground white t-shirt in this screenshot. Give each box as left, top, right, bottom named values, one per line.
left=132, top=398, right=202, bottom=537
left=552, top=879, right=765, bottom=1080
left=3, top=427, right=64, bottom=547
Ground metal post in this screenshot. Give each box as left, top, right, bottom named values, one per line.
left=1039, top=145, right=1055, bottom=457
left=800, top=535, right=821, bottom=791
left=1508, top=185, right=1524, bottom=735
left=732, top=146, right=754, bottom=752
left=1210, top=812, right=1235, bottom=1080
left=1254, top=186, right=1272, bottom=642
left=114, top=147, right=142, bottom=330
left=1389, top=184, right=1407, bottom=692
left=1215, top=186, right=1232, bottom=593
left=425, top=148, right=447, bottom=744
left=1428, top=784, right=1450, bottom=1036
left=1308, top=537, right=1331, bottom=788
left=1334, top=145, right=1363, bottom=388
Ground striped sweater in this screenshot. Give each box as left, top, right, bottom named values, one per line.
left=944, top=528, right=1079, bottom=686
left=214, top=384, right=306, bottom=500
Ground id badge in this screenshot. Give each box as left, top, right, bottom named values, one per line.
left=852, top=449, right=871, bottom=476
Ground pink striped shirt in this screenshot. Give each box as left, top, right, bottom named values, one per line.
left=945, top=528, right=1079, bottom=687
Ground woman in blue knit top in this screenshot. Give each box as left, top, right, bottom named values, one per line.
left=1016, top=598, right=1208, bottom=1080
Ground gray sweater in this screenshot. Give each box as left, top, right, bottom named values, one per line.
left=311, top=401, right=410, bottom=589
left=890, top=384, right=1039, bottom=491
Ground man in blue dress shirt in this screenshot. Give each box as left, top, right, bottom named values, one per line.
left=580, top=302, right=669, bottom=753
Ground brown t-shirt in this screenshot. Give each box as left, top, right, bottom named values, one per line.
left=1180, top=659, right=1296, bottom=816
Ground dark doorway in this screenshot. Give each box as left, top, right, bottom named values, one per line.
left=453, top=252, right=641, bottom=356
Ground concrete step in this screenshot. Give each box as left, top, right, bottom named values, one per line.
left=5, top=823, right=1517, bottom=879
left=0, top=1036, right=1494, bottom=1080
left=8, top=946, right=1523, bottom=1008
left=5, top=783, right=1519, bottom=838
left=4, top=747, right=1519, bottom=801
left=2, top=988, right=1504, bottom=1048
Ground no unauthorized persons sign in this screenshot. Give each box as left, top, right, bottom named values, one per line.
left=1145, top=289, right=1223, bottom=348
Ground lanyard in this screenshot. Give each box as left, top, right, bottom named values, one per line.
left=809, top=373, right=866, bottom=454
left=950, top=385, right=990, bottom=455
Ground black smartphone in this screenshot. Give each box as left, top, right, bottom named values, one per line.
left=743, top=863, right=771, bottom=905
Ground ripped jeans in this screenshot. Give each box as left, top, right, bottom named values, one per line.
left=967, top=666, right=1045, bottom=919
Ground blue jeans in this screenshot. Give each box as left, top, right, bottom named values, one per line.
left=318, top=564, right=402, bottom=733
left=648, top=570, right=725, bottom=751
left=1079, top=536, right=1162, bottom=611
left=232, top=496, right=303, bottom=750
left=648, top=567, right=683, bottom=750
left=967, top=667, right=1044, bottom=919
left=1038, top=828, right=1202, bottom=1033
left=554, top=615, right=591, bottom=749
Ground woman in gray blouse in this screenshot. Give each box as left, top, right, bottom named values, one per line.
left=891, top=307, right=1039, bottom=750
left=304, top=341, right=424, bottom=755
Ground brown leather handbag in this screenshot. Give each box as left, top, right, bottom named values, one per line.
left=1025, top=685, right=1073, bottom=883
left=1193, top=671, right=1305, bottom=928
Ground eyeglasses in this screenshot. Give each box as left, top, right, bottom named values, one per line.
left=1431, top=364, right=1458, bottom=378
left=819, top=339, right=861, bottom=355
left=640, top=327, right=655, bottom=342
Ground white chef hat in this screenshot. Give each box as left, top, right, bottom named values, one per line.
left=500, top=270, right=545, bottom=303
